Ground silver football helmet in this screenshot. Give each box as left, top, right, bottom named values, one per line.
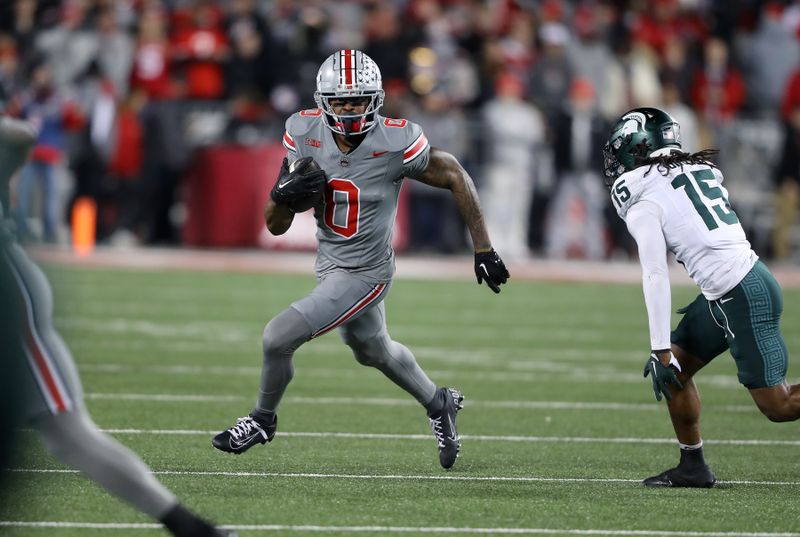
left=314, top=49, right=385, bottom=136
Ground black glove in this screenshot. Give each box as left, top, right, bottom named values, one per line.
left=474, top=249, right=509, bottom=293
left=643, top=351, right=683, bottom=402
left=270, top=157, right=327, bottom=212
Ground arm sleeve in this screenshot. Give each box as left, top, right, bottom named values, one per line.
left=626, top=200, right=672, bottom=351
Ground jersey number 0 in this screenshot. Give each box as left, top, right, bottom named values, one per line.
left=324, top=178, right=360, bottom=238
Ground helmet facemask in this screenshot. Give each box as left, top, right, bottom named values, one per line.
left=314, top=50, right=385, bottom=137
left=315, top=91, right=384, bottom=136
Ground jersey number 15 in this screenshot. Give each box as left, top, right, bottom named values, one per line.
left=671, top=169, right=739, bottom=231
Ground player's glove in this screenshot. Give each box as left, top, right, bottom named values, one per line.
left=270, top=157, right=327, bottom=212
left=474, top=249, right=510, bottom=294
left=643, top=351, right=683, bottom=402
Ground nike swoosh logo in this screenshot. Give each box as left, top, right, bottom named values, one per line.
left=446, top=416, right=457, bottom=441
left=480, top=263, right=490, bottom=278
left=229, top=430, right=263, bottom=449
left=720, top=297, right=733, bottom=304
left=372, top=151, right=388, bottom=157
left=276, top=179, right=290, bottom=190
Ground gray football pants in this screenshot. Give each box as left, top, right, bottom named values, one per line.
left=255, top=273, right=437, bottom=414
left=4, top=242, right=178, bottom=520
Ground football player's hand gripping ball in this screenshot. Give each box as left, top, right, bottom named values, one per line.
left=473, top=249, right=510, bottom=293
left=643, top=351, right=683, bottom=402
left=270, top=157, right=328, bottom=212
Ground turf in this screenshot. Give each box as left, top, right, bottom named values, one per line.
left=1, top=264, right=799, bottom=536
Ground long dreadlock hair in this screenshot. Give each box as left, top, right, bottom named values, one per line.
left=639, top=149, right=720, bottom=178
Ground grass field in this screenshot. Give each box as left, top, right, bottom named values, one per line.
left=2, top=263, right=799, bottom=537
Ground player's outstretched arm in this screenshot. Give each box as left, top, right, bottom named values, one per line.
left=414, top=147, right=509, bottom=293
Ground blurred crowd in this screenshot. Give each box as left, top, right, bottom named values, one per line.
left=2, top=0, right=800, bottom=261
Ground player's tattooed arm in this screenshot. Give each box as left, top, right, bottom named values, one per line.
left=414, top=147, right=492, bottom=252
left=264, top=198, right=295, bottom=235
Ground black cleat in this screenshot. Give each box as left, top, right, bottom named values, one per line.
left=212, top=415, right=276, bottom=454
left=643, top=465, right=716, bottom=488
left=428, top=387, right=464, bottom=469
left=213, top=529, right=238, bottom=537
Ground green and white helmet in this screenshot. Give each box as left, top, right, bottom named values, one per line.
left=602, top=107, right=682, bottom=186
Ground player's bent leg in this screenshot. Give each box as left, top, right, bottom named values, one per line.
left=665, top=345, right=707, bottom=446
left=34, top=407, right=178, bottom=517
left=212, top=308, right=311, bottom=454
left=340, top=305, right=464, bottom=469
left=644, top=290, right=727, bottom=489
left=644, top=346, right=716, bottom=488
left=33, top=408, right=237, bottom=536
left=340, top=303, right=436, bottom=404
left=749, top=382, right=800, bottom=422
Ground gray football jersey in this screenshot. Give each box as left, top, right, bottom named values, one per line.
left=283, top=110, right=430, bottom=282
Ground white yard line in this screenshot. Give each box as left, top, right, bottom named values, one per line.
left=16, top=427, right=795, bottom=447
left=84, top=393, right=756, bottom=413
left=77, top=363, right=745, bottom=389
left=6, top=468, right=800, bottom=486
left=1, top=521, right=799, bottom=536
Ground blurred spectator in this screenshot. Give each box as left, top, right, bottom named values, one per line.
left=739, top=3, right=800, bottom=117
left=546, top=78, right=609, bottom=260
left=170, top=1, right=228, bottom=100
left=130, top=5, right=173, bottom=100
left=607, top=34, right=662, bottom=118
left=69, top=60, right=116, bottom=242
left=34, top=0, right=97, bottom=93
left=773, top=103, right=800, bottom=261
left=406, top=89, right=470, bottom=253
left=480, top=73, right=544, bottom=259
left=13, top=61, right=84, bottom=243
left=106, top=89, right=146, bottom=245
left=139, top=100, right=188, bottom=245
left=630, top=0, right=707, bottom=58
left=659, top=35, right=697, bottom=105
left=94, top=7, right=134, bottom=98
left=690, top=36, right=746, bottom=147
left=5, top=0, right=39, bottom=68
left=528, top=22, right=573, bottom=124
left=224, top=13, right=271, bottom=100
left=364, top=2, right=412, bottom=92
left=660, top=75, right=699, bottom=154
left=567, top=2, right=622, bottom=120
left=0, top=35, right=21, bottom=104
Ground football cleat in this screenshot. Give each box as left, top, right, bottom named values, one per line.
left=213, top=529, right=238, bottom=537
left=212, top=415, right=276, bottom=454
left=643, top=465, right=716, bottom=488
left=428, top=387, right=464, bottom=469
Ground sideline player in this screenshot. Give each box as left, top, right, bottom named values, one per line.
left=0, top=114, right=236, bottom=536
left=212, top=50, right=509, bottom=469
left=603, top=107, right=800, bottom=487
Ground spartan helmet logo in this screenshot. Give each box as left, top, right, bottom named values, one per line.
left=619, top=112, right=647, bottom=138
left=314, top=50, right=385, bottom=136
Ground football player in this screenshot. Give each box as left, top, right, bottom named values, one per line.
left=604, top=107, right=800, bottom=487
left=212, top=49, right=509, bottom=469
left=0, top=114, right=236, bottom=536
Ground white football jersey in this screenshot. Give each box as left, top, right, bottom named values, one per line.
left=611, top=162, right=757, bottom=300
